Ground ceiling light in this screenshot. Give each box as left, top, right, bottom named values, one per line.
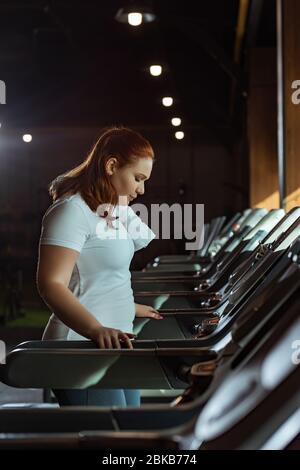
left=23, top=134, right=32, bottom=143
left=128, top=12, right=142, bottom=26
left=171, top=117, right=181, bottom=126
left=115, top=3, right=156, bottom=25
left=175, top=131, right=184, bottom=140
left=162, top=97, right=173, bottom=107
left=150, top=65, right=162, bottom=76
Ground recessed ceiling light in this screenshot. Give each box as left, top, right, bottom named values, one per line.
left=23, top=134, right=32, bottom=143
left=150, top=65, right=162, bottom=76
left=162, top=97, right=173, bottom=107
left=175, top=131, right=184, bottom=140
left=171, top=117, right=181, bottom=126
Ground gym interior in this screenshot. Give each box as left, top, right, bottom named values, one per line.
left=0, top=0, right=299, bottom=453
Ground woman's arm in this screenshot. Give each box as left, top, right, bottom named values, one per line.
left=134, top=302, right=163, bottom=320
left=37, top=245, right=134, bottom=348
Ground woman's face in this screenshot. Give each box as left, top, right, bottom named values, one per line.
left=108, top=157, right=153, bottom=205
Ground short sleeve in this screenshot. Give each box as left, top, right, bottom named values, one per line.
left=117, top=206, right=156, bottom=252
left=40, top=200, right=90, bottom=253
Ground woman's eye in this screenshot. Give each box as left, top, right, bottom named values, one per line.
left=135, top=177, right=141, bottom=182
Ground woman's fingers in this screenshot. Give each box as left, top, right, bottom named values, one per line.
left=150, top=307, right=163, bottom=317
left=111, top=333, right=121, bottom=349
left=98, top=335, right=105, bottom=349
left=96, top=328, right=135, bottom=349
left=150, top=308, right=163, bottom=319
left=154, top=313, right=164, bottom=319
left=119, top=332, right=134, bottom=349
left=104, top=334, right=113, bottom=349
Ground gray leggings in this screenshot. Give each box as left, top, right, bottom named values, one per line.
left=53, top=388, right=141, bottom=407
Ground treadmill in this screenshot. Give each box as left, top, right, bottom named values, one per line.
left=0, top=238, right=300, bottom=449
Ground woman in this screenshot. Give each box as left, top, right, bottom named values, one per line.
left=37, top=126, right=163, bottom=407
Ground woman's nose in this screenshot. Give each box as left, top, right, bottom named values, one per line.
left=137, top=182, right=145, bottom=195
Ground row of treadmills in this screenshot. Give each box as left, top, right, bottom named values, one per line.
left=0, top=207, right=300, bottom=449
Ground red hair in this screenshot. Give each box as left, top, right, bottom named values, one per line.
left=49, top=126, right=155, bottom=211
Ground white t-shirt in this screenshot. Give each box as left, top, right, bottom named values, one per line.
left=40, top=193, right=156, bottom=340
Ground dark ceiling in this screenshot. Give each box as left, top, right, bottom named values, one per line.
left=0, top=0, right=276, bottom=130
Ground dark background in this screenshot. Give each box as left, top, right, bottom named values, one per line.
left=0, top=0, right=276, bottom=329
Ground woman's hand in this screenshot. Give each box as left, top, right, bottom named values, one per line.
left=135, top=303, right=163, bottom=320
left=90, top=325, right=136, bottom=349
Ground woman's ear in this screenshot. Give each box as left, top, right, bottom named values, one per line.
left=106, top=157, right=118, bottom=176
